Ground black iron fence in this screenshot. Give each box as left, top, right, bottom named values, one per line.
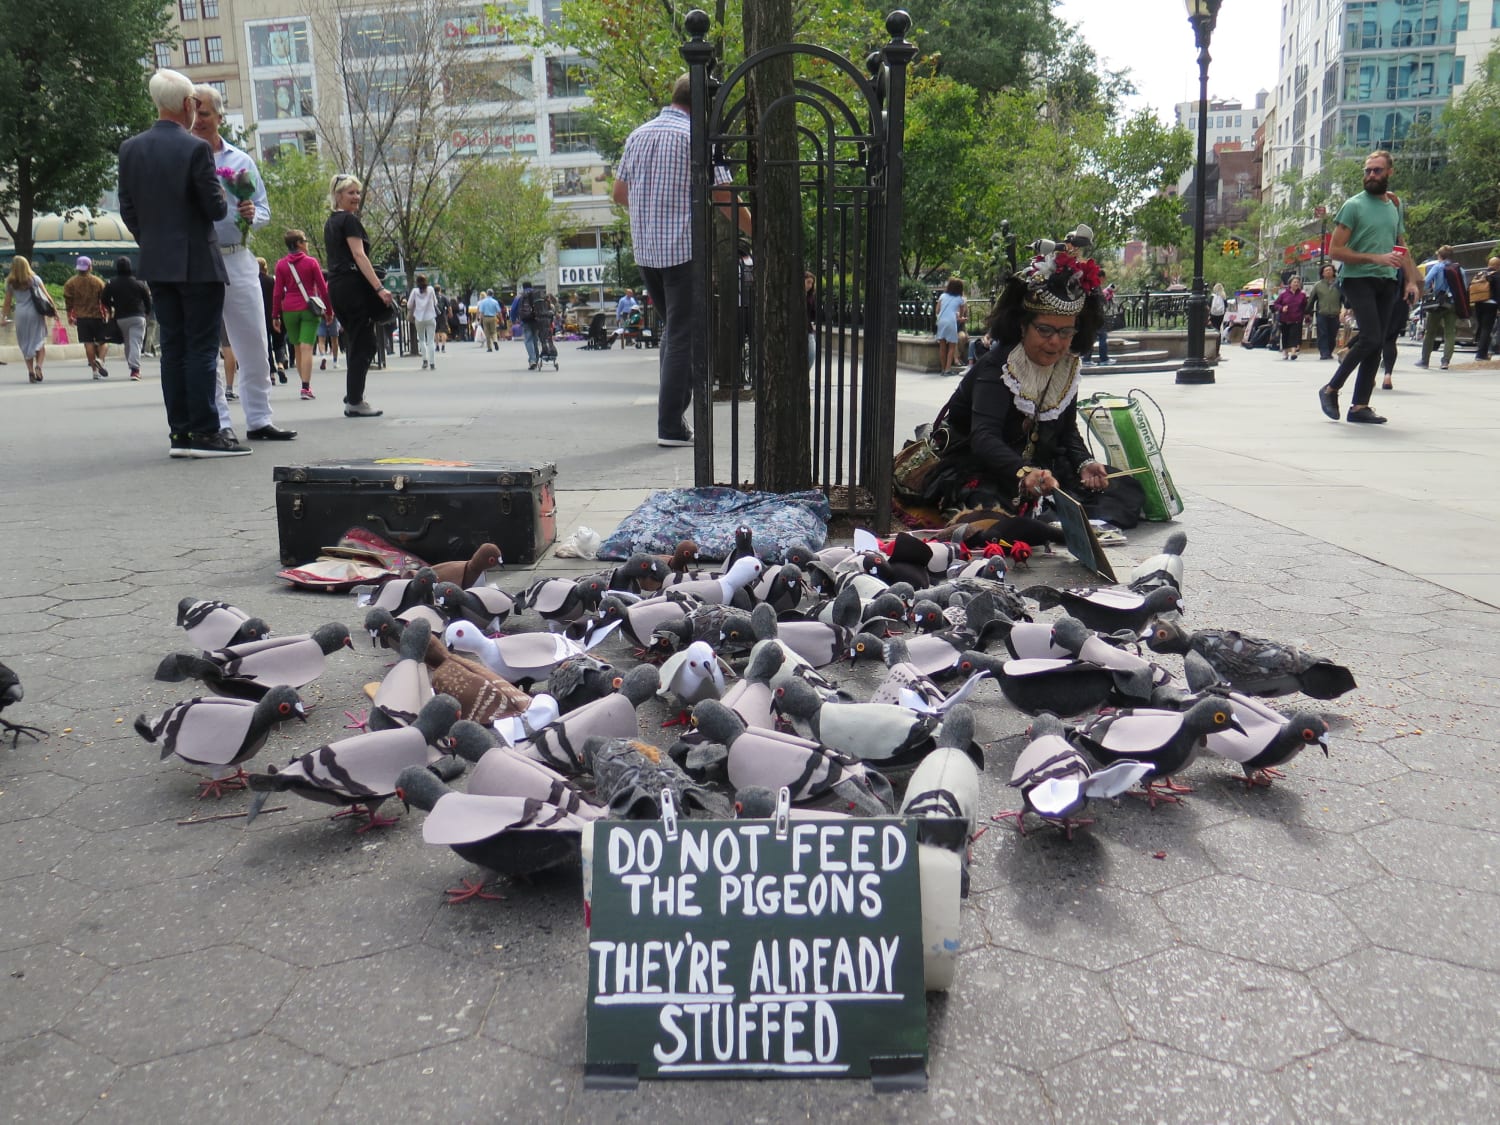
left=895, top=292, right=1195, bottom=336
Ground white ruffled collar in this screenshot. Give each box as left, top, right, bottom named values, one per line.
left=1000, top=344, right=1081, bottom=422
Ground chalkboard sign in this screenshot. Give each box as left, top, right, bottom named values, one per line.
left=585, top=816, right=928, bottom=1089
left=1050, top=487, right=1117, bottom=582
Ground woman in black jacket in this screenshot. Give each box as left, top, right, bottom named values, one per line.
left=929, top=248, right=1137, bottom=522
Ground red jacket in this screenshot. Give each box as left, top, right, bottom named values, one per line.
left=1272, top=288, right=1309, bottom=324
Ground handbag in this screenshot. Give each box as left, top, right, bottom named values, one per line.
left=30, top=278, right=56, bottom=318
left=287, top=261, right=327, bottom=316
left=893, top=404, right=957, bottom=501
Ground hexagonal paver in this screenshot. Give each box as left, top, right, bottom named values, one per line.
left=479, top=950, right=594, bottom=1064
left=0, top=943, right=108, bottom=1046
left=1273, top=1039, right=1499, bottom=1121
left=321, top=1040, right=570, bottom=1123
left=969, top=878, right=1174, bottom=972
left=1310, top=947, right=1500, bottom=1069
left=1108, top=946, right=1345, bottom=1070
left=0, top=768, right=86, bottom=823
left=242, top=873, right=439, bottom=969
left=82, top=1032, right=345, bottom=1123
left=1334, top=877, right=1500, bottom=972
left=924, top=953, right=1126, bottom=1072
left=51, top=819, right=241, bottom=892
left=0, top=873, right=100, bottom=953
left=266, top=945, right=497, bottom=1067
left=1156, top=876, right=1364, bottom=972
left=1375, top=771, right=1500, bottom=832
left=1044, top=1041, right=1293, bottom=1123
left=58, top=945, right=301, bottom=1066
left=1196, top=816, right=1380, bottom=894
left=65, top=874, right=262, bottom=967
left=1354, top=819, right=1500, bottom=893
left=421, top=873, right=584, bottom=965
left=0, top=1032, right=118, bottom=1122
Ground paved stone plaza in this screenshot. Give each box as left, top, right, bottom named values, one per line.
left=1, top=336, right=1497, bottom=1121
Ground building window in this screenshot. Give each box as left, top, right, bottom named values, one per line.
left=209, top=80, right=227, bottom=103
left=549, top=111, right=595, bottom=155
left=154, top=42, right=172, bottom=68
left=206, top=36, right=223, bottom=63
left=180, top=0, right=198, bottom=19
left=1493, top=0, right=1499, bottom=28
left=184, top=38, right=203, bottom=66
left=546, top=57, right=595, bottom=99
left=203, top=0, right=218, bottom=15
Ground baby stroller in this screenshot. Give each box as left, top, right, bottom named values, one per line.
left=582, top=311, right=613, bottom=350
left=533, top=292, right=560, bottom=370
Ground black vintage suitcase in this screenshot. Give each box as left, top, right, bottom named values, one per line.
left=273, top=459, right=557, bottom=567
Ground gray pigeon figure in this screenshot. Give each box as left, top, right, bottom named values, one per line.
left=1024, top=583, right=1183, bottom=634
left=154, top=623, right=352, bottom=701
left=1070, top=696, right=1245, bottom=807
left=367, top=616, right=437, bottom=731
left=743, top=638, right=849, bottom=702
left=1178, top=652, right=1331, bottom=786
left=585, top=593, right=689, bottom=652
left=681, top=699, right=894, bottom=816
left=510, top=663, right=659, bottom=775
left=745, top=590, right=860, bottom=668
left=245, top=694, right=469, bottom=831
left=1128, top=530, right=1188, bottom=593
left=995, top=712, right=1152, bottom=837
left=772, top=677, right=978, bottom=775
left=0, top=659, right=45, bottom=747
left=583, top=735, right=726, bottom=819
left=545, top=653, right=617, bottom=714
left=363, top=605, right=446, bottom=650
left=136, top=685, right=306, bottom=798
left=356, top=567, right=438, bottom=614
left=1049, top=616, right=1170, bottom=704
left=176, top=597, right=270, bottom=651
left=516, top=576, right=594, bottom=628
left=457, top=731, right=606, bottom=821
left=396, top=765, right=597, bottom=902
left=1144, top=617, right=1356, bottom=700
left=433, top=581, right=515, bottom=632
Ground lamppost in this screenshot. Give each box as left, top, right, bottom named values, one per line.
left=1177, top=0, right=1223, bottom=386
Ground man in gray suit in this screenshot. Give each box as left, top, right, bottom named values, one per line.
left=118, top=69, right=248, bottom=458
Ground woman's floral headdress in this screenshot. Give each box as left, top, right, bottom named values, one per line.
left=1020, top=248, right=1102, bottom=316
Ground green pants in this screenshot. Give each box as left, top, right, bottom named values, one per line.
left=1421, top=304, right=1457, bottom=365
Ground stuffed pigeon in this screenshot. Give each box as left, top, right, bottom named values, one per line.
left=154, top=623, right=352, bottom=700
left=135, top=685, right=306, bottom=798
left=176, top=597, right=270, bottom=651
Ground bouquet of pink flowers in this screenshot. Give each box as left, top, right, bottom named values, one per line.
left=215, top=166, right=257, bottom=244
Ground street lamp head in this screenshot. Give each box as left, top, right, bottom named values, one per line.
left=1184, top=0, right=1222, bottom=21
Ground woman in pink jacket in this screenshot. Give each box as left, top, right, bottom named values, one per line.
left=272, top=229, right=331, bottom=399
left=1271, top=274, right=1311, bottom=361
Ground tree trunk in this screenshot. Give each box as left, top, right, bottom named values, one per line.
left=745, top=0, right=809, bottom=492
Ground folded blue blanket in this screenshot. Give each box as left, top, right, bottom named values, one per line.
left=599, top=486, right=830, bottom=562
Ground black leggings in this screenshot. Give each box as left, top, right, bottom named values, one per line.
left=328, top=273, right=379, bottom=404
left=1279, top=322, right=1302, bottom=351
left=1328, top=276, right=1399, bottom=406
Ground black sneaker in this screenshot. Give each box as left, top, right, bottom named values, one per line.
left=1346, top=407, right=1387, bottom=424
left=97, top=365, right=109, bottom=379
left=1317, top=385, right=1339, bottom=420
left=169, top=432, right=191, bottom=458
left=186, top=431, right=252, bottom=457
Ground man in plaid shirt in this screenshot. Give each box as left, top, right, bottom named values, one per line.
left=613, top=74, right=749, bottom=447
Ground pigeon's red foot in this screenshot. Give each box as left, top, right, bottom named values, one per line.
left=991, top=808, right=1028, bottom=836
left=1244, top=766, right=1287, bottom=788
left=1128, top=781, right=1187, bottom=808
left=331, top=804, right=371, bottom=821
left=354, top=810, right=400, bottom=833
left=1157, top=776, right=1195, bottom=793
left=342, top=709, right=369, bottom=731
left=445, top=878, right=505, bottom=904
left=1061, top=816, right=1095, bottom=840
left=195, top=768, right=249, bottom=800
left=660, top=710, right=693, bottom=728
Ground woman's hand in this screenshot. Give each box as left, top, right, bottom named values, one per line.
left=378, top=288, right=394, bottom=307
left=1021, top=468, right=1058, bottom=497
left=1080, top=461, right=1109, bottom=491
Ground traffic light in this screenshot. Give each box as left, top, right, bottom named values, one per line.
left=1220, top=237, right=1242, bottom=257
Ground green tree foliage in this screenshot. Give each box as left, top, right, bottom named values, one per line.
left=249, top=149, right=338, bottom=265
left=899, top=77, right=985, bottom=280
left=0, top=0, right=172, bottom=258
left=431, top=160, right=574, bottom=295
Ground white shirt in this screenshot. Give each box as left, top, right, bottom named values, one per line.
left=409, top=286, right=438, bottom=320
left=210, top=139, right=270, bottom=246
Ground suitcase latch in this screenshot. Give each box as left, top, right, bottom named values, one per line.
left=393, top=495, right=413, bottom=516
left=394, top=475, right=409, bottom=492
left=291, top=494, right=304, bottom=520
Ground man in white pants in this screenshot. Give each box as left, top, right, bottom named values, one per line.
left=191, top=85, right=296, bottom=443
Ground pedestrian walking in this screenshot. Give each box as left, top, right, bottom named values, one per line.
left=63, top=256, right=110, bottom=379
left=323, top=172, right=390, bottom=417
left=272, top=228, right=331, bottom=400
left=191, top=84, right=295, bottom=442
left=100, top=256, right=152, bottom=381
left=259, top=256, right=288, bottom=384
left=117, top=69, right=246, bottom=458
left=1271, top=274, right=1310, bottom=360
left=1472, top=256, right=1499, bottom=362
left=1415, top=245, right=1468, bottom=371
left=1317, top=151, right=1421, bottom=425
left=1309, top=264, right=1343, bottom=360
left=612, top=73, right=751, bottom=446
left=1, top=255, right=51, bottom=382
left=477, top=290, right=501, bottom=351
left=409, top=274, right=439, bottom=369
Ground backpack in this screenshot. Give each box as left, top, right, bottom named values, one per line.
left=517, top=291, right=535, bottom=323
left=1210, top=293, right=1226, bottom=317
left=1444, top=262, right=1471, bottom=318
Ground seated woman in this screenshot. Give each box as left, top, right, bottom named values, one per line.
left=927, top=248, right=1144, bottom=526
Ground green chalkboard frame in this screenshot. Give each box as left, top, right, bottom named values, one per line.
left=585, top=817, right=928, bottom=1089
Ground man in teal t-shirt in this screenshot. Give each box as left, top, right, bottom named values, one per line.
left=1317, top=150, right=1422, bottom=425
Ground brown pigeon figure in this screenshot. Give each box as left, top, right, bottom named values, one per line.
left=430, top=542, right=503, bottom=588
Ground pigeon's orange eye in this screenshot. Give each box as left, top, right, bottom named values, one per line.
left=1214, top=711, right=1228, bottom=723
left=1301, top=727, right=1315, bottom=739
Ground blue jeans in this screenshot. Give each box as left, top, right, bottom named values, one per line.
left=521, top=322, right=539, bottom=365
left=1315, top=313, right=1339, bottom=359
left=640, top=261, right=696, bottom=440
left=151, top=280, right=225, bottom=437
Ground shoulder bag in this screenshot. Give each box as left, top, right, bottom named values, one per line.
left=893, top=402, right=961, bottom=501
left=288, top=261, right=327, bottom=316
left=31, top=278, right=57, bottom=318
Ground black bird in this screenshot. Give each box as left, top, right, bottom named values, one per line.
left=1025, top=583, right=1183, bottom=634
left=725, top=524, right=756, bottom=566
left=958, top=649, right=1115, bottom=717
left=546, top=653, right=617, bottom=713
left=0, top=659, right=46, bottom=747
left=1128, top=530, right=1188, bottom=593
left=1070, top=696, right=1245, bottom=806
left=1144, top=617, right=1357, bottom=700
left=357, top=567, right=438, bottom=615
left=154, top=623, right=352, bottom=700
left=432, top=581, right=514, bottom=632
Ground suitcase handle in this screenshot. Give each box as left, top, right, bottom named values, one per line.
left=365, top=512, right=442, bottom=545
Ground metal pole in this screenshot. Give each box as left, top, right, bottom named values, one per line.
left=681, top=11, right=716, bottom=485
left=1177, top=14, right=1216, bottom=385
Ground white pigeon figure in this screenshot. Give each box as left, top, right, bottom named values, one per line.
left=443, top=622, right=585, bottom=684
left=657, top=639, right=727, bottom=721
left=491, top=693, right=561, bottom=747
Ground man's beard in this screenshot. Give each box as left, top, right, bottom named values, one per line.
left=1364, top=173, right=1390, bottom=195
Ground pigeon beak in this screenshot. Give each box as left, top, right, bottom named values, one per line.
left=368, top=629, right=380, bottom=648
left=1228, top=716, right=1248, bottom=736
left=1318, top=738, right=1329, bottom=756
left=396, top=787, right=410, bottom=813
left=294, top=702, right=308, bottom=722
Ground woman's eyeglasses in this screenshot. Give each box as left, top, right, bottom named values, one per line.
left=1028, top=323, right=1077, bottom=341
